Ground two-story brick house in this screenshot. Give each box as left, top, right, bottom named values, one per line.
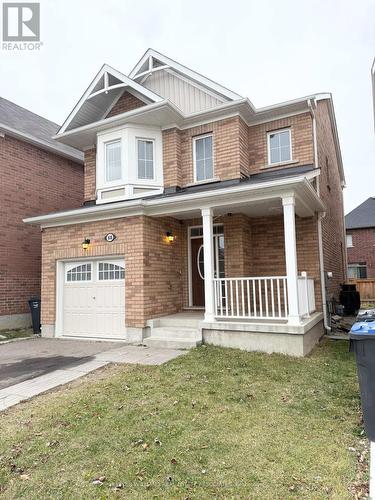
left=0, top=97, right=83, bottom=330
left=25, top=49, right=346, bottom=356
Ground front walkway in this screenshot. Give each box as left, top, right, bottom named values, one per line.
left=0, top=338, right=185, bottom=412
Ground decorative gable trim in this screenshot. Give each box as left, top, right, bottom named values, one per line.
left=58, top=64, right=163, bottom=135
left=129, top=49, right=242, bottom=102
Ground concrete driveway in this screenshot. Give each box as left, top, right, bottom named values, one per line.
left=0, top=337, right=185, bottom=412
left=0, top=338, right=122, bottom=390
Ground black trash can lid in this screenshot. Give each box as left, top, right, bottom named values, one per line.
left=350, top=321, right=375, bottom=340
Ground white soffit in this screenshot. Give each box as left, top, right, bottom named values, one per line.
left=58, top=64, right=163, bottom=135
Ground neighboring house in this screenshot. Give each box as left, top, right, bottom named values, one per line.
left=0, top=97, right=84, bottom=329
left=25, top=49, right=346, bottom=356
left=346, top=197, right=375, bottom=279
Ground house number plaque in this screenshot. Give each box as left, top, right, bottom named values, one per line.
left=104, top=233, right=116, bottom=242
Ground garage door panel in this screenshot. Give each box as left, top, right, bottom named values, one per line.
left=62, top=259, right=126, bottom=339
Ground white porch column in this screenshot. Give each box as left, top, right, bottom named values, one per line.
left=202, top=207, right=215, bottom=322
left=282, top=195, right=301, bottom=325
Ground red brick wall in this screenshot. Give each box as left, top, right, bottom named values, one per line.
left=41, top=216, right=185, bottom=328
left=0, top=134, right=83, bottom=319
left=86, top=112, right=315, bottom=194
left=106, top=91, right=146, bottom=118
left=84, top=147, right=96, bottom=202
left=347, top=228, right=375, bottom=277
left=316, top=100, right=346, bottom=299
left=248, top=113, right=314, bottom=174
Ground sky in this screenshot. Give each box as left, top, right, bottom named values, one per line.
left=0, top=0, right=374, bottom=213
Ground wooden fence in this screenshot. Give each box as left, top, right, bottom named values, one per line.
left=348, top=279, right=375, bottom=304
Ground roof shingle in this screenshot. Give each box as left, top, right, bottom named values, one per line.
left=345, top=197, right=375, bottom=229
left=0, top=97, right=83, bottom=162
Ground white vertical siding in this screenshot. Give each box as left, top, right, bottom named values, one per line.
left=143, top=70, right=224, bottom=114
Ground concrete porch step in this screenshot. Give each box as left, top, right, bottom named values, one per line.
left=147, top=326, right=201, bottom=340
left=143, top=336, right=201, bottom=350
left=148, top=315, right=201, bottom=329
left=143, top=325, right=202, bottom=350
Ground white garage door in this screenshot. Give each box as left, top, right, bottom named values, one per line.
left=62, top=259, right=126, bottom=339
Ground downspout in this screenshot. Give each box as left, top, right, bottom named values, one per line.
left=308, top=99, right=331, bottom=332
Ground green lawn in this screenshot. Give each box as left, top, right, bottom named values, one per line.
left=0, top=340, right=368, bottom=499
left=0, top=329, right=34, bottom=342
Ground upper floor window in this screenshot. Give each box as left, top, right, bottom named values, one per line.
left=194, top=134, right=213, bottom=182
left=105, top=140, right=122, bottom=182
left=346, top=234, right=353, bottom=248
left=267, top=129, right=291, bottom=165
left=137, top=139, right=154, bottom=180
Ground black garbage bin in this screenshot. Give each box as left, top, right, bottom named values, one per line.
left=28, top=297, right=41, bottom=335
left=350, top=321, right=375, bottom=441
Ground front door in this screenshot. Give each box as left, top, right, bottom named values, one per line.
left=190, top=226, right=225, bottom=307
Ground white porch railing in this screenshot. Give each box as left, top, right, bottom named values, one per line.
left=297, top=273, right=316, bottom=317
left=213, top=274, right=316, bottom=320
left=213, top=277, right=288, bottom=320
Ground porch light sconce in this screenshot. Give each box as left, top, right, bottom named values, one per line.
left=165, top=231, right=175, bottom=243
left=82, top=238, right=91, bottom=251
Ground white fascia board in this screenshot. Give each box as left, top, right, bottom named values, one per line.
left=23, top=170, right=322, bottom=228
left=57, top=64, right=164, bottom=136
left=129, top=48, right=243, bottom=101
left=0, top=123, right=84, bottom=163
left=52, top=100, right=183, bottom=142
left=256, top=93, right=331, bottom=113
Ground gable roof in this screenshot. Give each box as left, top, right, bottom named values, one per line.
left=129, top=48, right=243, bottom=102
left=58, top=64, right=163, bottom=134
left=345, top=197, right=375, bottom=229
left=0, top=97, right=83, bottom=162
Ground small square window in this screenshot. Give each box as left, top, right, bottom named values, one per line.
left=268, top=129, right=291, bottom=165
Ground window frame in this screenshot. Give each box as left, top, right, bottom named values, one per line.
left=348, top=263, right=367, bottom=279
left=136, top=137, right=155, bottom=181
left=193, top=133, right=214, bottom=183
left=103, top=138, right=123, bottom=186
left=346, top=234, right=353, bottom=248
left=267, top=128, right=292, bottom=166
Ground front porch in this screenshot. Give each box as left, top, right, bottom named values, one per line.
left=144, top=185, right=326, bottom=356
left=144, top=309, right=324, bottom=357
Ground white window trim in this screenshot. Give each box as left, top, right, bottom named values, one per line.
left=193, top=133, right=215, bottom=184
left=104, top=139, right=123, bottom=186
left=267, top=128, right=292, bottom=167
left=346, top=234, right=353, bottom=248
left=136, top=137, right=155, bottom=181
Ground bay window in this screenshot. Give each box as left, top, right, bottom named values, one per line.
left=96, top=125, right=163, bottom=203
